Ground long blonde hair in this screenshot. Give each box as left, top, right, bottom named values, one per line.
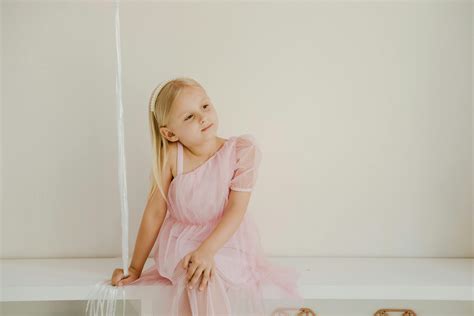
left=147, top=77, right=204, bottom=204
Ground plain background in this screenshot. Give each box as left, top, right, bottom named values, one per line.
left=2, top=0, right=472, bottom=260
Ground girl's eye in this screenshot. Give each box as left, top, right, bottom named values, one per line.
left=184, top=105, right=209, bottom=121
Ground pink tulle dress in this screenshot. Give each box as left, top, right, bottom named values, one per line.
left=126, top=134, right=303, bottom=315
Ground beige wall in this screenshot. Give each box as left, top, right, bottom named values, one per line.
left=2, top=1, right=472, bottom=259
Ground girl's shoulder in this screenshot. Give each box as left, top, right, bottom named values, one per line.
left=232, top=133, right=260, bottom=150
left=166, top=135, right=259, bottom=177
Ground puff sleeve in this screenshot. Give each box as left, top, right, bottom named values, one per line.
left=229, top=134, right=262, bottom=192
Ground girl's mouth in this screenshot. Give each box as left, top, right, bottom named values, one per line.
left=201, top=123, right=213, bottom=132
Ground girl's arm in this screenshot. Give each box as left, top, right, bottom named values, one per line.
left=182, top=190, right=251, bottom=291
left=198, top=190, right=252, bottom=255
left=128, top=157, right=174, bottom=276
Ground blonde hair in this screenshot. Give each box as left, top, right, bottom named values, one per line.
left=147, top=76, right=204, bottom=204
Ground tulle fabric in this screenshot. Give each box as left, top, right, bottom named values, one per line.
left=87, top=134, right=303, bottom=315
left=229, top=135, right=262, bottom=192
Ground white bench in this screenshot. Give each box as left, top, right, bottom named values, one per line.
left=1, top=257, right=473, bottom=315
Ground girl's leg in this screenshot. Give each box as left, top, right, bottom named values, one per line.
left=168, top=264, right=192, bottom=316
left=186, top=269, right=232, bottom=315
left=170, top=263, right=232, bottom=315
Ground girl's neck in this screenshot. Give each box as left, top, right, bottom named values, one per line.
left=184, top=136, right=226, bottom=159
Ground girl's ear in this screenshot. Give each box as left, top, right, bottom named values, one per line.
left=159, top=127, right=178, bottom=142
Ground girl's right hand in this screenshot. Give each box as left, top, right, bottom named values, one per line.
left=111, top=267, right=140, bottom=287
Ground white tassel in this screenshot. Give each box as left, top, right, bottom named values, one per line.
left=85, top=280, right=126, bottom=316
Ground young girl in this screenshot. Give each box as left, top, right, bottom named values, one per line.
left=109, top=77, right=303, bottom=315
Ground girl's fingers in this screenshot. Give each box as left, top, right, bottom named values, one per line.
left=112, top=270, right=124, bottom=286
left=182, top=254, right=191, bottom=269
left=186, top=261, right=198, bottom=281
left=199, top=268, right=211, bottom=291
left=188, top=266, right=204, bottom=289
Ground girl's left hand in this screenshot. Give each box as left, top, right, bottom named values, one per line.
left=182, top=247, right=216, bottom=291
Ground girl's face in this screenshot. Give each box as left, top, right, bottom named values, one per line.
left=160, top=85, right=219, bottom=146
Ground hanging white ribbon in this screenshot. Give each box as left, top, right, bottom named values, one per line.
left=85, top=2, right=129, bottom=314
left=113, top=0, right=129, bottom=278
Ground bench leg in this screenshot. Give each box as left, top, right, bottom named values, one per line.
left=141, top=298, right=153, bottom=316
